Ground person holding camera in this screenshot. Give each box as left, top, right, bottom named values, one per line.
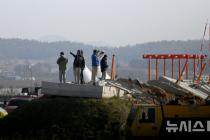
left=91, top=49, right=104, bottom=85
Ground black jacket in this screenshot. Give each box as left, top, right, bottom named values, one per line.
left=70, top=52, right=85, bottom=68
left=80, top=56, right=85, bottom=70
left=100, top=57, right=108, bottom=72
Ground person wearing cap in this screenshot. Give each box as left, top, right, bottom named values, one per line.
left=100, top=54, right=108, bottom=80
left=57, top=52, right=68, bottom=83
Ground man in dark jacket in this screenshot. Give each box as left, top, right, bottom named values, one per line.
left=70, top=50, right=80, bottom=84
left=70, top=50, right=85, bottom=84
left=80, top=50, right=85, bottom=84
left=57, top=52, right=68, bottom=83
left=100, top=54, right=108, bottom=80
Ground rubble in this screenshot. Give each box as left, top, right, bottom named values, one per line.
left=111, top=76, right=209, bottom=105
left=161, top=76, right=209, bottom=99
left=41, top=75, right=210, bottom=106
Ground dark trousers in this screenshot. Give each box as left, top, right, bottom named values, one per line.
left=59, top=69, right=66, bottom=83
left=80, top=69, right=84, bottom=84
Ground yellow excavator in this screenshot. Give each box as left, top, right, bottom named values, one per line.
left=0, top=107, right=8, bottom=119
left=126, top=103, right=210, bottom=137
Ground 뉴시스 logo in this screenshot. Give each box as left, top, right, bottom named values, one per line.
left=165, top=120, right=210, bottom=133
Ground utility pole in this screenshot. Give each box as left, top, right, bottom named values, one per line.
left=209, top=24, right=210, bottom=83
left=111, top=54, right=116, bottom=80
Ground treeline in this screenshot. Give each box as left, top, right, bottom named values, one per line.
left=0, top=38, right=208, bottom=80
left=0, top=38, right=207, bottom=63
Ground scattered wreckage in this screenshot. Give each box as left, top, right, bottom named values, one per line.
left=41, top=75, right=210, bottom=105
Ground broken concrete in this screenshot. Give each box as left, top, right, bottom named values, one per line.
left=160, top=76, right=209, bottom=99
left=41, top=75, right=210, bottom=105
left=147, top=80, right=190, bottom=96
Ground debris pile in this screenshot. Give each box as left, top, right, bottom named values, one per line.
left=107, top=76, right=210, bottom=105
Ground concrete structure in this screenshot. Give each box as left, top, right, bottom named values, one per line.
left=102, top=85, right=125, bottom=98
left=0, top=80, right=41, bottom=88
left=161, top=76, right=209, bottom=99
left=42, top=81, right=103, bottom=98
left=42, top=81, right=124, bottom=98
left=147, top=79, right=190, bottom=96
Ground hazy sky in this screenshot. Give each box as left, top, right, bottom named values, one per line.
left=0, top=0, right=210, bottom=46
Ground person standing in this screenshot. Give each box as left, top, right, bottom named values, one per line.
left=70, top=50, right=82, bottom=84
left=57, top=52, right=68, bottom=83
left=80, top=50, right=85, bottom=84
left=100, top=54, right=108, bottom=80
left=91, top=50, right=98, bottom=85
left=91, top=50, right=104, bottom=85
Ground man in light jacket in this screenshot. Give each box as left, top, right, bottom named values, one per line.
left=57, top=52, right=68, bottom=83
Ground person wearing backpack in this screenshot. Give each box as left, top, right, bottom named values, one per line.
left=57, top=52, right=68, bottom=83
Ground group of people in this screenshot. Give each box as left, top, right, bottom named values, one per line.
left=91, top=49, right=108, bottom=85
left=57, top=49, right=108, bottom=85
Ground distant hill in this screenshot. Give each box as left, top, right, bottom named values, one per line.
left=0, top=38, right=95, bottom=60
left=0, top=38, right=208, bottom=62
left=0, top=38, right=208, bottom=81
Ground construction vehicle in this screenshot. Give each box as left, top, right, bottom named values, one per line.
left=0, top=107, right=8, bottom=119
left=126, top=104, right=210, bottom=137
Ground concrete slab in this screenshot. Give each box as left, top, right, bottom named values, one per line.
left=162, top=76, right=209, bottom=99
left=0, top=80, right=41, bottom=88
left=102, top=85, right=125, bottom=98
left=42, top=81, right=103, bottom=98
left=147, top=80, right=190, bottom=96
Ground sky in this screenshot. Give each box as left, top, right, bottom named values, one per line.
left=0, top=0, right=210, bottom=46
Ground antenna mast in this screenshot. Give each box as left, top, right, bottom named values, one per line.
left=209, top=24, right=210, bottom=83
left=195, top=21, right=208, bottom=82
